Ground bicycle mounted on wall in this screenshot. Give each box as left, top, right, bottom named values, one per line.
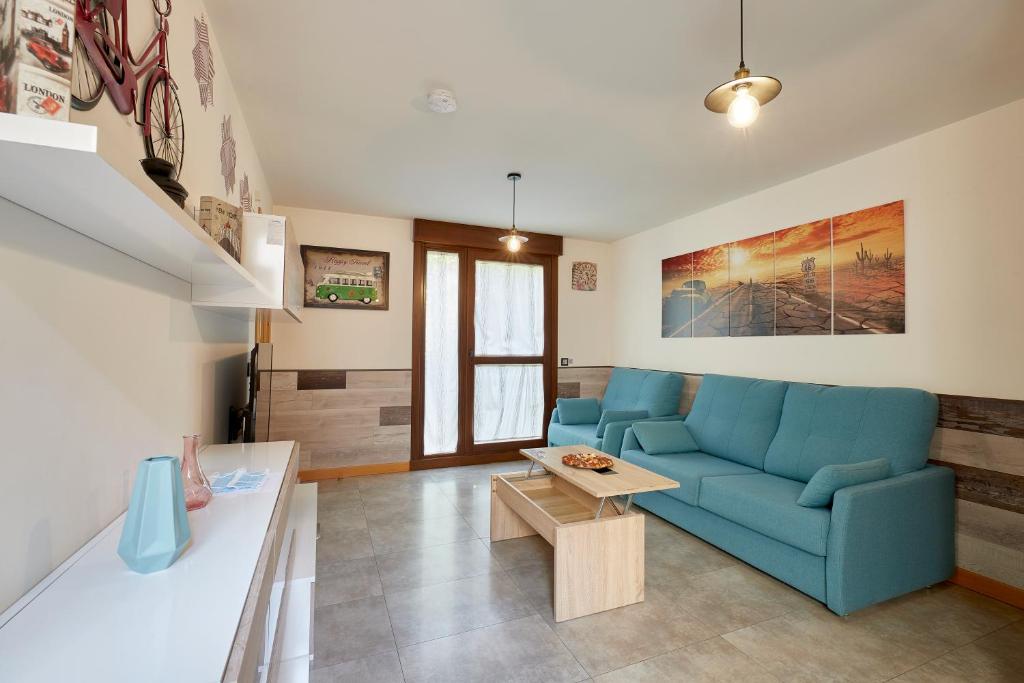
left=71, top=0, right=185, bottom=179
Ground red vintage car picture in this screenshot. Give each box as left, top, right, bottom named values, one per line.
left=27, top=37, right=69, bottom=73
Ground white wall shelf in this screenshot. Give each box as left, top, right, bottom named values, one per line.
left=0, top=113, right=290, bottom=319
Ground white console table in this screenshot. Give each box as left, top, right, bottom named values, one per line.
left=0, top=441, right=316, bottom=683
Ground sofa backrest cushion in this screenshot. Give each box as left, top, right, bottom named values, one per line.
left=683, top=374, right=789, bottom=469
left=556, top=398, right=601, bottom=425
left=601, top=368, right=682, bottom=418
left=763, top=383, right=939, bottom=482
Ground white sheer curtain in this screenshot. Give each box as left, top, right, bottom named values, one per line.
left=423, top=251, right=460, bottom=455
left=474, top=261, right=544, bottom=356
left=474, top=365, right=544, bottom=443
left=473, top=260, right=545, bottom=442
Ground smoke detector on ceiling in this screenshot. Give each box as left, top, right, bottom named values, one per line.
left=427, top=89, right=458, bottom=114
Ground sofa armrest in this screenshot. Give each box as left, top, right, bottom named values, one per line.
left=603, top=414, right=686, bottom=457
left=550, top=407, right=560, bottom=424
left=826, top=465, right=955, bottom=615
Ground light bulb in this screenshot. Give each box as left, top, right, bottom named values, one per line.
left=727, top=85, right=760, bottom=128
left=506, top=235, right=522, bottom=252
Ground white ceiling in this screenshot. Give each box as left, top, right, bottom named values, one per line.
left=207, top=0, right=1024, bottom=241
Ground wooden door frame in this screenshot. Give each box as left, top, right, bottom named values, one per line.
left=411, top=220, right=562, bottom=470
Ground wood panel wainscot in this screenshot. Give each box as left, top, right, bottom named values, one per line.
left=268, top=369, right=412, bottom=473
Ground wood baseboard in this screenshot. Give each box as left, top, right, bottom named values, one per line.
left=298, top=461, right=410, bottom=482
left=410, top=451, right=528, bottom=471
left=950, top=567, right=1024, bottom=610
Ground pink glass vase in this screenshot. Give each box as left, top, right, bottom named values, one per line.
left=181, top=434, right=213, bottom=511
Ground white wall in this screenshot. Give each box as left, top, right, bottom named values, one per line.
left=271, top=209, right=614, bottom=371
left=559, top=238, right=613, bottom=367
left=0, top=1, right=272, bottom=612
left=270, top=206, right=414, bottom=370
left=0, top=199, right=249, bottom=612
left=611, top=98, right=1024, bottom=401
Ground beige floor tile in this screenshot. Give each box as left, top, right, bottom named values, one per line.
left=317, top=528, right=375, bottom=574
left=385, top=571, right=535, bottom=646
left=723, top=602, right=935, bottom=682
left=487, top=534, right=554, bottom=570
left=672, top=563, right=816, bottom=634
left=368, top=513, right=477, bottom=555
left=551, top=587, right=716, bottom=676
left=398, top=614, right=587, bottom=683
left=847, top=584, right=1022, bottom=661
left=319, top=506, right=368, bottom=534
left=593, top=636, right=779, bottom=682
left=317, top=487, right=364, bottom=512
left=644, top=527, right=737, bottom=591
left=893, top=620, right=1024, bottom=682
left=317, top=478, right=361, bottom=494
left=505, top=559, right=555, bottom=613
left=315, top=556, right=383, bottom=607
left=460, top=507, right=492, bottom=538
left=310, top=650, right=404, bottom=683
left=313, top=596, right=395, bottom=669
left=362, top=491, right=462, bottom=525
left=375, top=538, right=501, bottom=593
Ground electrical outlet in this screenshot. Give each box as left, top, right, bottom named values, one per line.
left=560, top=358, right=569, bottom=367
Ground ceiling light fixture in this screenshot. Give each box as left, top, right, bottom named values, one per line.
left=704, top=0, right=781, bottom=128
left=498, top=172, right=528, bottom=253
left=427, top=89, right=458, bottom=114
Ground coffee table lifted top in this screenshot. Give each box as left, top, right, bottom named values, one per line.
left=519, top=445, right=679, bottom=507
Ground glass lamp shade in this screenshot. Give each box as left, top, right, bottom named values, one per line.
left=181, top=434, right=212, bottom=511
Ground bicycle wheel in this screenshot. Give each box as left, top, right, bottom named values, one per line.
left=71, top=10, right=115, bottom=111
left=143, top=71, right=185, bottom=180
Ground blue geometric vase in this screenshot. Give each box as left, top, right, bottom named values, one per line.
left=117, top=456, right=192, bottom=574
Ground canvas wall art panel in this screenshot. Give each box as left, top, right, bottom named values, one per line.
left=728, top=233, right=775, bottom=337
left=571, top=261, right=598, bottom=291
left=832, top=200, right=905, bottom=334
left=661, top=253, right=694, bottom=337
left=301, top=245, right=390, bottom=310
left=774, top=219, right=832, bottom=335
left=691, top=245, right=731, bottom=337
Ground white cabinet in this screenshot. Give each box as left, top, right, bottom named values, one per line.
left=193, top=213, right=304, bottom=322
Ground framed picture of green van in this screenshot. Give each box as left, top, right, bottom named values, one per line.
left=300, top=245, right=390, bottom=310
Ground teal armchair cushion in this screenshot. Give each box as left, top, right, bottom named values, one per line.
left=797, top=458, right=891, bottom=507
left=601, top=368, right=683, bottom=417
left=764, top=383, right=938, bottom=482
left=632, top=421, right=698, bottom=455
left=556, top=398, right=601, bottom=425
left=684, top=374, right=789, bottom=469
left=547, top=422, right=602, bottom=450
left=602, top=415, right=684, bottom=457
left=596, top=409, right=648, bottom=437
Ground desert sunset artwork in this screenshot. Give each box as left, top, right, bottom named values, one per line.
left=832, top=201, right=906, bottom=334
left=729, top=234, right=775, bottom=336
left=661, top=253, right=694, bottom=337
left=774, top=219, right=833, bottom=335
left=691, top=245, right=732, bottom=337
left=661, top=200, right=905, bottom=339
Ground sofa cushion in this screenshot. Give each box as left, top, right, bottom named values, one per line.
left=763, top=383, right=938, bottom=482
left=596, top=409, right=648, bottom=437
left=798, top=458, right=891, bottom=507
left=556, top=398, right=601, bottom=425
left=684, top=374, right=789, bottom=469
left=631, top=421, right=699, bottom=455
left=698, top=473, right=831, bottom=556
left=548, top=422, right=602, bottom=450
left=621, top=449, right=760, bottom=506
left=601, top=368, right=682, bottom=417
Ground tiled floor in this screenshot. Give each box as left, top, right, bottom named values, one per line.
left=310, top=461, right=1024, bottom=682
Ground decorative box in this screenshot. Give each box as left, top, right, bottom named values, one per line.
left=199, top=195, right=243, bottom=262
left=0, top=0, right=75, bottom=120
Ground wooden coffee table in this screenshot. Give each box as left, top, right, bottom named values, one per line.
left=490, top=445, right=679, bottom=621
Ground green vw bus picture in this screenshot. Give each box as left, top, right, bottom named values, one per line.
left=315, top=272, right=380, bottom=304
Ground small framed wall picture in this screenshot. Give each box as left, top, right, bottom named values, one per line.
left=300, top=245, right=390, bottom=310
left=571, top=261, right=597, bottom=291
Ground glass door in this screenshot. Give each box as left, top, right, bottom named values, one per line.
left=413, top=243, right=555, bottom=465
left=468, top=253, right=548, bottom=450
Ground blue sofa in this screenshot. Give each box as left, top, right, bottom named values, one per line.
left=620, top=373, right=954, bottom=615
left=548, top=368, right=683, bottom=456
